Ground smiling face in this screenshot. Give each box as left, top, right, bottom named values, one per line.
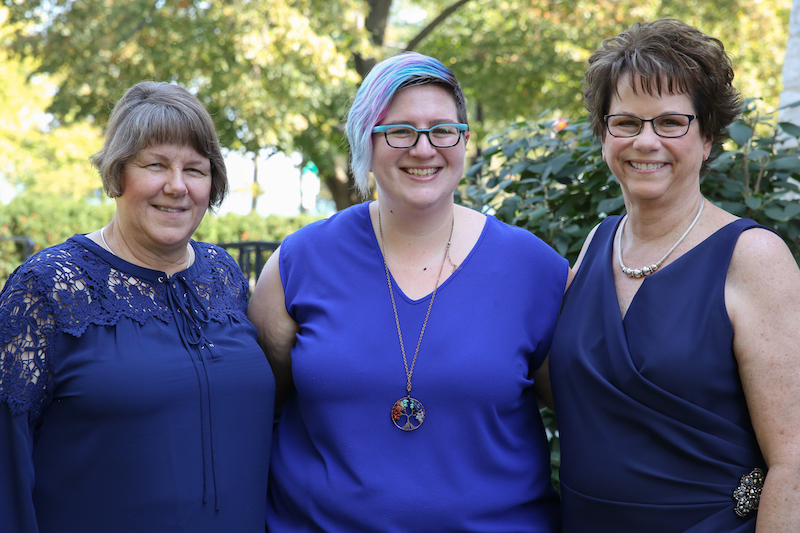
left=371, top=84, right=469, bottom=212
left=602, top=74, right=712, bottom=205
left=114, top=143, right=211, bottom=258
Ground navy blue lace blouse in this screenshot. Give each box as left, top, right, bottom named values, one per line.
left=0, top=235, right=274, bottom=533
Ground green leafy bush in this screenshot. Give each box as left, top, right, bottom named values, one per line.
left=459, top=103, right=800, bottom=266
left=0, top=194, right=322, bottom=286
left=458, top=112, right=620, bottom=264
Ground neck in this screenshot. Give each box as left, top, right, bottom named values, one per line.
left=622, top=191, right=705, bottom=242
left=103, top=220, right=193, bottom=276
left=372, top=200, right=455, bottom=254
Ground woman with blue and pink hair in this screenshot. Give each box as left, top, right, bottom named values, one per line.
left=249, top=51, right=569, bottom=532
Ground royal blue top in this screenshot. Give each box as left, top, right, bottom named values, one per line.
left=0, top=235, right=274, bottom=533
left=549, top=217, right=767, bottom=532
left=267, top=202, right=568, bottom=532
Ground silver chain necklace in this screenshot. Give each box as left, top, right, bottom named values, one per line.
left=618, top=199, right=704, bottom=278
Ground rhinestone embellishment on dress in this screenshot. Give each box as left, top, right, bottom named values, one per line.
left=733, top=468, right=765, bottom=517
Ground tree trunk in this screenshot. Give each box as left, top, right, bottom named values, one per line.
left=779, top=0, right=800, bottom=147
left=251, top=153, right=259, bottom=213
left=354, top=0, right=393, bottom=79
left=324, top=154, right=362, bottom=210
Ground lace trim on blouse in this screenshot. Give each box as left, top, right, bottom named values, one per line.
left=0, top=238, right=250, bottom=422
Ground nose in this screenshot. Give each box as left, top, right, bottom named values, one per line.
left=409, top=132, right=437, bottom=157
left=633, top=121, right=661, bottom=151
left=164, top=168, right=189, bottom=196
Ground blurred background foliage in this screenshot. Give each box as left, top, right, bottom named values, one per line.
left=0, top=193, right=321, bottom=285
left=0, top=0, right=796, bottom=285
left=0, top=0, right=792, bottom=208
left=459, top=101, right=800, bottom=266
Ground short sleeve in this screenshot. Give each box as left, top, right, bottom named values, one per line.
left=0, top=265, right=57, bottom=422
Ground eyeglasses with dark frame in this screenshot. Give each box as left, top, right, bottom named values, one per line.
left=603, top=114, right=697, bottom=138
left=372, top=123, right=469, bottom=148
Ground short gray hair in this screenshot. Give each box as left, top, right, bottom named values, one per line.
left=91, top=81, right=228, bottom=209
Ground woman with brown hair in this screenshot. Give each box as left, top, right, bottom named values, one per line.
left=549, top=19, right=800, bottom=532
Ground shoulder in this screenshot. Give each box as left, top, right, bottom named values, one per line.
left=3, top=238, right=90, bottom=298
left=196, top=241, right=245, bottom=275
left=725, top=226, right=799, bottom=327
left=284, top=203, right=364, bottom=244
left=280, top=204, right=371, bottom=267
left=573, top=216, right=620, bottom=272
left=727, top=226, right=796, bottom=287
left=483, top=216, right=569, bottom=283
left=192, top=241, right=250, bottom=303
left=486, top=215, right=561, bottom=257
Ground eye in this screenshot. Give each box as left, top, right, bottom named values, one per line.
left=430, top=125, right=456, bottom=135
left=614, top=117, right=641, bottom=128
left=386, top=127, right=415, bottom=137
left=658, top=117, right=683, bottom=127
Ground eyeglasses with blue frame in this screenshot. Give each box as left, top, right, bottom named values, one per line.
left=372, top=123, right=468, bottom=148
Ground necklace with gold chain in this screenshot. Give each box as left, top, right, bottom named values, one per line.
left=379, top=209, right=454, bottom=431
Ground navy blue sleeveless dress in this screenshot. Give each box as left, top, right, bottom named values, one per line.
left=549, top=216, right=767, bottom=532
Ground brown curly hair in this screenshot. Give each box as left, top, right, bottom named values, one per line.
left=583, top=18, right=741, bottom=174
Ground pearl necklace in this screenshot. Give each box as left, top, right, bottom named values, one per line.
left=617, top=199, right=704, bottom=278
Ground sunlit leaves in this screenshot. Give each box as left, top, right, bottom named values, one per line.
left=3, top=0, right=361, bottom=157
left=0, top=41, right=104, bottom=201
left=413, top=0, right=790, bottom=150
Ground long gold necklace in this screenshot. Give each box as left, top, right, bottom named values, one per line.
left=379, top=209, right=453, bottom=431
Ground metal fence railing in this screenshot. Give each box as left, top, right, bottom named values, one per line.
left=217, top=240, right=281, bottom=296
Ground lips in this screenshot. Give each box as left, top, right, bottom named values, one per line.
left=630, top=161, right=667, bottom=171
left=155, top=206, right=186, bottom=213
left=404, top=167, right=440, bottom=177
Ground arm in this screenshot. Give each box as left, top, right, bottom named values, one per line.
left=726, top=228, right=800, bottom=531
left=248, top=246, right=300, bottom=409
left=571, top=223, right=600, bottom=274
left=0, top=269, right=55, bottom=533
left=0, top=405, right=38, bottom=532
left=534, top=267, right=576, bottom=410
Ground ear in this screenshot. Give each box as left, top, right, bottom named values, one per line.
left=703, top=136, right=712, bottom=161
left=464, top=130, right=470, bottom=143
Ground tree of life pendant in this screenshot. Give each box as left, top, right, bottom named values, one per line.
left=391, top=396, right=425, bottom=431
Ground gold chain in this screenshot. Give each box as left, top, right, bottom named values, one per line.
left=378, top=209, right=454, bottom=394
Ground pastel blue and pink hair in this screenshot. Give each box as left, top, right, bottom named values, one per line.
left=345, top=52, right=468, bottom=199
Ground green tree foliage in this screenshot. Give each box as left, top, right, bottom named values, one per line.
left=1, top=0, right=793, bottom=212
left=0, top=34, right=104, bottom=199
left=460, top=104, right=800, bottom=266
left=2, top=0, right=367, bottom=209
left=414, top=0, right=792, bottom=150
